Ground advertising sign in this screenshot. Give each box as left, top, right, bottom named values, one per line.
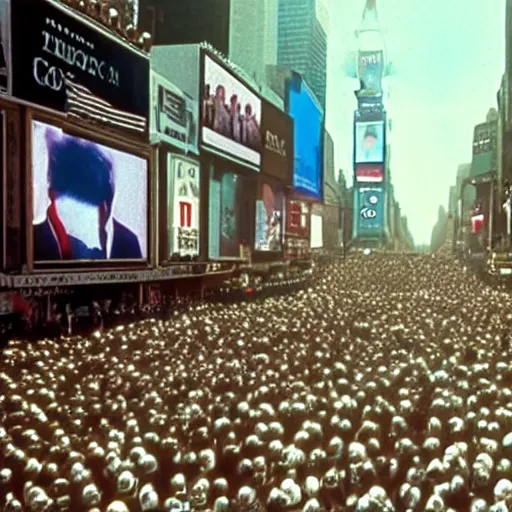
left=287, top=76, right=323, bottom=199
left=354, top=120, right=385, bottom=164
left=0, top=0, right=9, bottom=93
left=286, top=200, right=309, bottom=238
left=357, top=50, right=383, bottom=97
left=357, top=186, right=384, bottom=236
left=310, top=214, right=323, bottom=248
left=32, top=120, right=148, bottom=262
left=168, top=154, right=200, bottom=257
left=201, top=54, right=262, bottom=167
left=355, top=163, right=384, bottom=183
left=254, top=182, right=283, bottom=252
left=10, top=0, right=149, bottom=119
left=260, top=100, right=293, bottom=184
left=208, top=168, right=253, bottom=259
left=151, top=71, right=199, bottom=155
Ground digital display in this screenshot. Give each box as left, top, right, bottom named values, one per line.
left=201, top=55, right=262, bottom=167
left=357, top=186, right=384, bottom=236
left=255, top=183, right=283, bottom=252
left=288, top=78, right=323, bottom=199
left=286, top=200, right=309, bottom=238
left=168, top=154, right=200, bottom=257
left=310, top=214, right=323, bottom=248
left=209, top=168, right=253, bottom=259
left=32, top=121, right=148, bottom=262
left=355, top=121, right=385, bottom=164
left=357, top=50, right=383, bottom=97
left=355, top=163, right=384, bottom=183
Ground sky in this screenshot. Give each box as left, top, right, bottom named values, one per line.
left=325, top=0, right=506, bottom=246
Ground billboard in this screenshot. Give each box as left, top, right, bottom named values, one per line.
left=168, top=154, right=200, bottom=257
left=209, top=168, right=254, bottom=259
left=355, top=163, right=384, bottom=183
left=354, top=120, right=385, bottom=164
left=201, top=54, right=262, bottom=167
left=151, top=71, right=199, bottom=155
left=356, top=186, right=384, bottom=237
left=32, top=120, right=148, bottom=262
left=10, top=0, right=149, bottom=120
left=254, top=181, right=283, bottom=252
left=260, top=100, right=293, bottom=184
left=286, top=200, right=310, bottom=238
left=357, top=50, right=383, bottom=97
left=310, top=214, right=323, bottom=248
left=287, top=76, right=323, bottom=199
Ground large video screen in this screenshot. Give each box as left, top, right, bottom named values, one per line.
left=357, top=187, right=384, bottom=235
left=209, top=168, right=253, bottom=259
left=255, top=182, right=283, bottom=252
left=288, top=79, right=323, bottom=199
left=32, top=121, right=148, bottom=262
left=201, top=55, right=262, bottom=167
left=355, top=121, right=385, bottom=164
left=168, top=154, right=200, bottom=257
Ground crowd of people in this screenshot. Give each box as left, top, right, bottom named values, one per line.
left=1, top=253, right=512, bottom=511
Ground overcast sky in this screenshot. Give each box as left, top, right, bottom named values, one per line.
left=325, top=0, right=505, bottom=245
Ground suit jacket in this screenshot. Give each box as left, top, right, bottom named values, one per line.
left=33, top=217, right=143, bottom=261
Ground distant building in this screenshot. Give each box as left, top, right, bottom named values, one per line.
left=277, top=0, right=327, bottom=110
left=139, top=0, right=275, bottom=88
left=323, top=131, right=337, bottom=205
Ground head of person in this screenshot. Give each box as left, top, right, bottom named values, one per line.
left=204, top=84, right=211, bottom=98
left=45, top=130, right=115, bottom=216
left=215, top=85, right=225, bottom=102
left=363, top=126, right=378, bottom=151
left=245, top=103, right=252, bottom=117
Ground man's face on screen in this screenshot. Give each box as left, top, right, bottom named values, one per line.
left=363, top=135, right=377, bottom=151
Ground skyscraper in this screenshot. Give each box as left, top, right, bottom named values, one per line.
left=277, top=0, right=328, bottom=110
left=229, top=0, right=265, bottom=85
left=139, top=0, right=274, bottom=88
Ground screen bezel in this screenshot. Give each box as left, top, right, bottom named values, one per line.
left=199, top=48, right=262, bottom=171
left=26, top=110, right=153, bottom=271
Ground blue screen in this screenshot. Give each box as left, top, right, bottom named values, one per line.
left=357, top=186, right=385, bottom=236
left=288, top=80, right=323, bottom=199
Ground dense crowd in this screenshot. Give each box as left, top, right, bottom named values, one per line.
left=1, top=253, right=512, bottom=511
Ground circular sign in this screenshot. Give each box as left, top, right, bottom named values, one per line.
left=361, top=207, right=377, bottom=220
left=369, top=194, right=379, bottom=205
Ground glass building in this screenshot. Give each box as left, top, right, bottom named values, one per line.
left=277, top=0, right=328, bottom=110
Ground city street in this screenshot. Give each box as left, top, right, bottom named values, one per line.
left=2, top=254, right=512, bottom=510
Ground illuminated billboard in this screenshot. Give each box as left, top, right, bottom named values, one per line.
left=357, top=50, right=384, bottom=97
left=354, top=120, right=385, bottom=164
left=355, top=163, right=384, bottom=183
left=356, top=186, right=384, bottom=237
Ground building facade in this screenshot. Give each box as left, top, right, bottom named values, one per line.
left=277, top=0, right=327, bottom=110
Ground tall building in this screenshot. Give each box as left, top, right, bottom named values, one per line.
left=228, top=0, right=266, bottom=85
left=277, top=0, right=328, bottom=110
left=139, top=0, right=273, bottom=88
left=263, top=0, right=278, bottom=66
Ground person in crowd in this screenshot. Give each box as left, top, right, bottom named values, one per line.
left=202, top=84, right=215, bottom=129
left=230, top=94, right=242, bottom=143
left=33, top=131, right=143, bottom=261
left=241, top=103, right=261, bottom=151
left=212, top=85, right=231, bottom=138
left=2, top=253, right=512, bottom=510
